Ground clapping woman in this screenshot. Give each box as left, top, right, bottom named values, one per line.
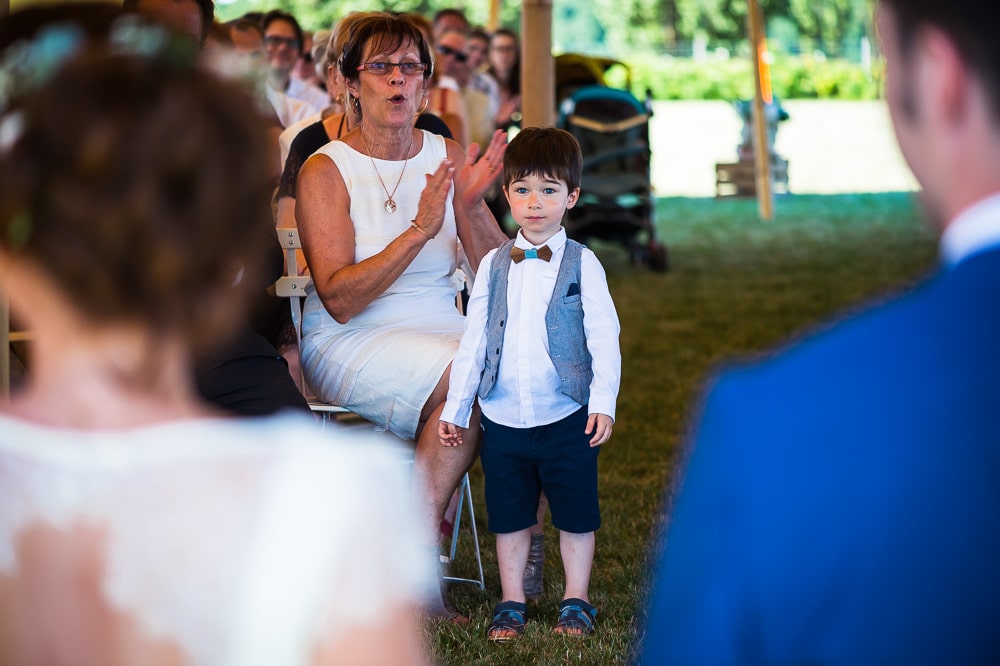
left=295, top=12, right=508, bottom=620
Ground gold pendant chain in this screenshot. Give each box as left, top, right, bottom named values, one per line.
left=361, top=128, right=413, bottom=214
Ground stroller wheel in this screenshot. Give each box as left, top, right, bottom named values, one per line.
left=646, top=243, right=669, bottom=272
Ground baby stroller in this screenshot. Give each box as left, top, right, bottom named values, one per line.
left=555, top=54, right=668, bottom=271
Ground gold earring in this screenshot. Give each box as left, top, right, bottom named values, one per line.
left=417, top=97, right=429, bottom=115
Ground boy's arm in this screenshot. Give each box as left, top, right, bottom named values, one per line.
left=580, top=249, right=622, bottom=422
left=440, top=250, right=495, bottom=430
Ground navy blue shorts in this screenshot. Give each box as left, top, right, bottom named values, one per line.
left=480, top=406, right=601, bottom=535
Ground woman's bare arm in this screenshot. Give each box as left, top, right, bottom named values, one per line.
left=296, top=153, right=455, bottom=323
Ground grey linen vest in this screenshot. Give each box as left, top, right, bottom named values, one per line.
left=477, top=238, right=593, bottom=405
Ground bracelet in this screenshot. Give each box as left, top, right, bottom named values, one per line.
left=411, top=220, right=434, bottom=239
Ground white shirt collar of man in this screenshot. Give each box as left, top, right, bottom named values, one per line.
left=940, top=190, right=1000, bottom=267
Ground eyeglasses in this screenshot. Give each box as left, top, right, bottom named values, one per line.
left=356, top=61, right=428, bottom=76
left=264, top=35, right=299, bottom=50
left=436, top=45, right=468, bottom=63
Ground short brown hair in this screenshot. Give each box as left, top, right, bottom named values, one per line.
left=338, top=12, right=432, bottom=80
left=337, top=12, right=432, bottom=123
left=881, top=0, right=1000, bottom=124
left=502, top=127, right=583, bottom=193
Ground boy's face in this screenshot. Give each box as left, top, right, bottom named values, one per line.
left=504, top=173, right=579, bottom=245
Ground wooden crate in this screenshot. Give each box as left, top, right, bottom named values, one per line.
left=716, top=157, right=789, bottom=197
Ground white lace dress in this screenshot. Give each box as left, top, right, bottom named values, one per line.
left=301, top=130, right=465, bottom=440
left=0, top=412, right=434, bottom=665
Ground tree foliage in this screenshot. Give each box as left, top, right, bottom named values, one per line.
left=214, top=0, right=877, bottom=60
left=789, top=0, right=873, bottom=53
left=676, top=0, right=748, bottom=44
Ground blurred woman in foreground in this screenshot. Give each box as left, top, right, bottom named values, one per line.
left=0, top=6, right=433, bottom=664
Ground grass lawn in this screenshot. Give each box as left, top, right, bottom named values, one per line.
left=426, top=192, right=938, bottom=665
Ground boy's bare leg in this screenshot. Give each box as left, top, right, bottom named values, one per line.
left=560, top=530, right=595, bottom=602
left=497, top=528, right=532, bottom=602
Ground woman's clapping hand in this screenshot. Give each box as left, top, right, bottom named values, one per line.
left=414, top=159, right=456, bottom=239
left=456, top=130, right=507, bottom=211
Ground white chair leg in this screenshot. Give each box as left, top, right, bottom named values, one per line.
left=442, top=472, right=485, bottom=590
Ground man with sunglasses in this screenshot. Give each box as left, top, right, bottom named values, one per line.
left=437, top=28, right=497, bottom=149
left=261, top=9, right=328, bottom=113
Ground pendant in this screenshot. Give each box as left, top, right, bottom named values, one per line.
left=384, top=198, right=397, bottom=214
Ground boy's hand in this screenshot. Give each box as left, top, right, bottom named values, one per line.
left=438, top=421, right=465, bottom=447
left=585, top=413, right=614, bottom=447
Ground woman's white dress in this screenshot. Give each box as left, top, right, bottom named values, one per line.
left=0, top=412, right=434, bottom=665
left=301, top=130, right=465, bottom=439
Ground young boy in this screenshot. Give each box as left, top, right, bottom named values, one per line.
left=439, top=127, right=621, bottom=641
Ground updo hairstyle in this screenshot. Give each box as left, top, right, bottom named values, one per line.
left=0, top=10, right=275, bottom=353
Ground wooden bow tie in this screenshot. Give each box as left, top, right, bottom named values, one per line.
left=510, top=245, right=553, bottom=263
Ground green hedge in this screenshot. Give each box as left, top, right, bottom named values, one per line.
left=602, top=54, right=884, bottom=101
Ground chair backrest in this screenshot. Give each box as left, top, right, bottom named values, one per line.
left=274, top=228, right=312, bottom=404
left=275, top=228, right=311, bottom=356
left=2, top=295, right=10, bottom=400
left=2, top=293, right=32, bottom=400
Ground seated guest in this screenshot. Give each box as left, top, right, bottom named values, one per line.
left=294, top=12, right=509, bottom=619
left=261, top=9, right=329, bottom=112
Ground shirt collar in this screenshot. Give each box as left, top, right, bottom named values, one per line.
left=514, top=227, right=566, bottom=252
left=940, top=192, right=1000, bottom=267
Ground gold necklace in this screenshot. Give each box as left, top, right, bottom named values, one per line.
left=361, top=128, right=413, bottom=214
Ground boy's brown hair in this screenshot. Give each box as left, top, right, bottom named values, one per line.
left=502, top=126, right=582, bottom=192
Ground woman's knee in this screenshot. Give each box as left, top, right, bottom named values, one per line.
left=420, top=362, right=453, bottom=423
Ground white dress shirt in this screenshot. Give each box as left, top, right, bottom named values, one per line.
left=277, top=111, right=322, bottom=170
left=442, top=228, right=621, bottom=429
left=265, top=86, right=318, bottom=129
left=940, top=191, right=1000, bottom=267
left=286, top=77, right=331, bottom=114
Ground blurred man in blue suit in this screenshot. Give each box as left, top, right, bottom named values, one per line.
left=638, top=1, right=1000, bottom=664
